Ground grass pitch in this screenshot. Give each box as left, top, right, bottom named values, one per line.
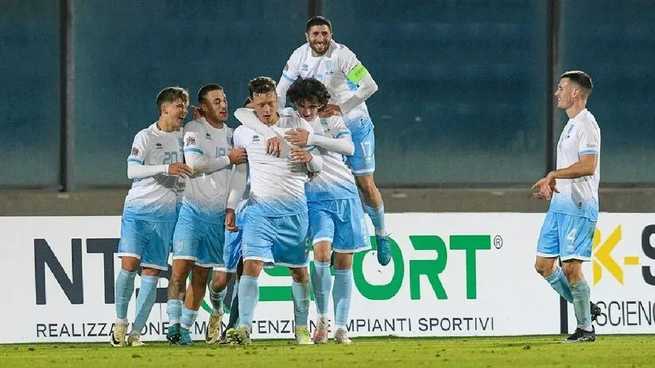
left=1, top=335, right=654, bottom=367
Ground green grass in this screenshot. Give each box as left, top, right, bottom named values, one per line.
left=1, top=335, right=654, bottom=367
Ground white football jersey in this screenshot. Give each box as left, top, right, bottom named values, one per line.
left=123, top=122, right=184, bottom=222
left=281, top=40, right=370, bottom=124
left=181, top=118, right=234, bottom=222
left=303, top=116, right=359, bottom=202
left=233, top=111, right=314, bottom=217
left=550, top=109, right=601, bottom=220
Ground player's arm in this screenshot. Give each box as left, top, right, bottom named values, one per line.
left=286, top=118, right=354, bottom=155
left=183, top=131, right=246, bottom=175
left=336, top=47, right=378, bottom=114
left=225, top=163, right=247, bottom=232
left=126, top=133, right=189, bottom=179
left=339, top=72, right=378, bottom=115
left=234, top=108, right=277, bottom=139
left=548, top=154, right=598, bottom=180
left=548, top=124, right=599, bottom=181
left=234, top=107, right=282, bottom=156
left=277, top=52, right=300, bottom=109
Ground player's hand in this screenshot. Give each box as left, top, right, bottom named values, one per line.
left=290, top=148, right=312, bottom=163
left=318, top=104, right=342, bottom=118
left=191, top=105, right=203, bottom=120
left=285, top=128, right=310, bottom=147
left=266, top=137, right=282, bottom=157
left=531, top=174, right=559, bottom=200
left=228, top=148, right=248, bottom=164
left=168, top=162, right=192, bottom=177
left=225, top=209, right=239, bottom=232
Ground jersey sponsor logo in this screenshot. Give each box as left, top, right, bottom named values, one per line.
left=324, top=60, right=333, bottom=72
left=186, top=136, right=196, bottom=146
left=301, top=64, right=309, bottom=71
left=155, top=143, right=163, bottom=150
left=131, top=147, right=139, bottom=155
left=252, top=135, right=260, bottom=142
left=205, top=133, right=212, bottom=140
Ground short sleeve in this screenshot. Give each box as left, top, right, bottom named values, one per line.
left=127, top=132, right=148, bottom=164
left=577, top=123, right=600, bottom=156
left=183, top=125, right=204, bottom=155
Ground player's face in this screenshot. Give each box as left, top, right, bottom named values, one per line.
left=162, top=98, right=188, bottom=127
left=306, top=25, right=332, bottom=55
left=294, top=99, right=321, bottom=121
left=555, top=78, right=577, bottom=110
left=251, top=91, right=278, bottom=125
left=201, top=89, right=228, bottom=124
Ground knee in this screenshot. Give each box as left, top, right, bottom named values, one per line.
left=534, top=259, right=555, bottom=277
left=333, top=253, right=353, bottom=270
left=291, top=268, right=309, bottom=284
left=211, top=273, right=229, bottom=292
left=313, top=243, right=331, bottom=262
left=356, top=176, right=378, bottom=196
left=562, top=262, right=582, bottom=281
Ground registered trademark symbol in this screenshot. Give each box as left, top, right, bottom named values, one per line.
left=493, top=235, right=503, bottom=249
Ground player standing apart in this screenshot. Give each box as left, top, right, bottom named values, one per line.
left=277, top=16, right=390, bottom=265
left=532, top=71, right=601, bottom=342
left=111, top=87, right=191, bottom=347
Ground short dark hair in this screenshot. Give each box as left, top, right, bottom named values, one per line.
left=197, top=84, right=223, bottom=104
left=243, top=97, right=252, bottom=107
left=561, top=70, right=593, bottom=97
left=306, top=16, right=332, bottom=32
left=156, top=86, right=189, bottom=111
left=248, top=76, right=276, bottom=98
left=287, top=77, right=331, bottom=106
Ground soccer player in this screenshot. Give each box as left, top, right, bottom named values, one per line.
left=532, top=71, right=601, bottom=343
left=243, top=77, right=370, bottom=343
left=212, top=97, right=254, bottom=344
left=226, top=76, right=323, bottom=345
left=165, top=84, right=247, bottom=345
left=276, top=16, right=391, bottom=266
left=111, top=87, right=192, bottom=347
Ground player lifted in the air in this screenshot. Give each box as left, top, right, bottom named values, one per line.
left=111, top=87, right=191, bottom=347
left=225, top=77, right=323, bottom=345
left=276, top=16, right=391, bottom=266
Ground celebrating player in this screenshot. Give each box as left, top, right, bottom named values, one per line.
left=165, top=84, right=246, bottom=345
left=111, top=87, right=191, bottom=347
left=276, top=16, right=390, bottom=266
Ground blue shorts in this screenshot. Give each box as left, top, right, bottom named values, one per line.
left=117, top=217, right=174, bottom=271
left=309, top=198, right=371, bottom=253
left=346, top=116, right=375, bottom=177
left=172, top=210, right=226, bottom=268
left=537, top=212, right=596, bottom=261
left=241, top=211, right=309, bottom=268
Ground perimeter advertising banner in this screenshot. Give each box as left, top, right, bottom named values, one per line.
left=1, top=213, right=608, bottom=344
